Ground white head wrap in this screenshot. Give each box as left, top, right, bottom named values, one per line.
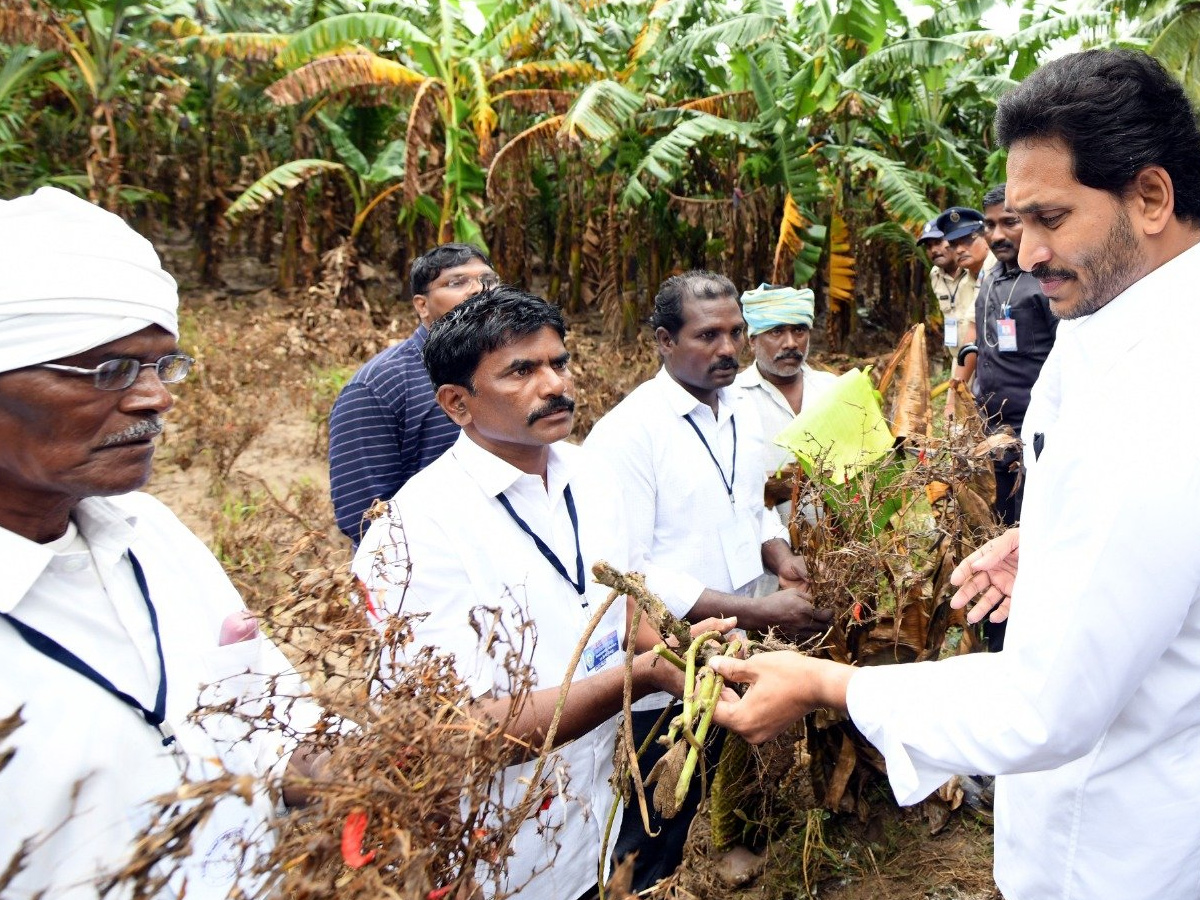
left=0, top=187, right=179, bottom=373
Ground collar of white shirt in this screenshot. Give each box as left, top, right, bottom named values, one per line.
left=0, top=496, right=138, bottom=614
left=654, top=365, right=737, bottom=424
left=448, top=429, right=573, bottom=502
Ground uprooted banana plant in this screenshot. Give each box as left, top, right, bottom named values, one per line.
left=697, top=323, right=1014, bottom=889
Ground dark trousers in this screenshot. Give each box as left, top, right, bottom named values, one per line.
left=986, top=449, right=1024, bottom=652
left=613, top=705, right=724, bottom=892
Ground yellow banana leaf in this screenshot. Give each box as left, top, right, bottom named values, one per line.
left=774, top=367, right=896, bottom=484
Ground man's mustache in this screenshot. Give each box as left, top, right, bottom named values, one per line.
left=100, top=417, right=164, bottom=447
left=773, top=350, right=804, bottom=363
left=527, top=395, right=575, bottom=425
left=708, top=357, right=739, bottom=373
left=1030, top=264, right=1076, bottom=282
left=990, top=240, right=1015, bottom=253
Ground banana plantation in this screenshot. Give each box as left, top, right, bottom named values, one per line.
left=2, top=0, right=1195, bottom=344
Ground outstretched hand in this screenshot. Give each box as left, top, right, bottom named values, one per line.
left=706, top=651, right=853, bottom=744
left=950, top=527, right=1020, bottom=624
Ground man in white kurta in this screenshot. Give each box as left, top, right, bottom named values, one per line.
left=1, top=495, right=307, bottom=900
left=0, top=187, right=313, bottom=900
left=585, top=271, right=829, bottom=890
left=707, top=48, right=1200, bottom=900
left=734, top=283, right=838, bottom=595
left=353, top=287, right=698, bottom=900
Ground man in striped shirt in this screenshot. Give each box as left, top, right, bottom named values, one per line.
left=329, top=243, right=498, bottom=543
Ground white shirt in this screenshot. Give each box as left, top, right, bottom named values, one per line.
left=0, top=493, right=312, bottom=900
left=585, top=367, right=781, bottom=617
left=846, top=240, right=1200, bottom=899
left=353, top=433, right=629, bottom=900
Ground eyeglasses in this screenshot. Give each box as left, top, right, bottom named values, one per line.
left=441, top=273, right=501, bottom=293
left=36, top=353, right=195, bottom=391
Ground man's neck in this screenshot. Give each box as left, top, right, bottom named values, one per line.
left=669, top=371, right=720, bottom=415
left=940, top=263, right=960, bottom=280
left=967, top=260, right=984, bottom=279
left=757, top=362, right=804, bottom=414
left=466, top=431, right=552, bottom=487
left=0, top=491, right=76, bottom=543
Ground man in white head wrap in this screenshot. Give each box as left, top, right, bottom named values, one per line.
left=0, top=188, right=315, bottom=900
left=734, top=283, right=839, bottom=593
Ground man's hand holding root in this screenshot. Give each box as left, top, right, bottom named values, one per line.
left=950, top=527, right=1020, bottom=625
left=705, top=652, right=854, bottom=745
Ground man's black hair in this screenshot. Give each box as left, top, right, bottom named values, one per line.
left=650, top=270, right=738, bottom=339
left=995, top=49, right=1200, bottom=225
left=982, top=183, right=1007, bottom=210
left=409, top=243, right=493, bottom=297
left=422, top=285, right=566, bottom=390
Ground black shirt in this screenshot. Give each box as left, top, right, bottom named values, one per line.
left=973, top=261, right=1058, bottom=433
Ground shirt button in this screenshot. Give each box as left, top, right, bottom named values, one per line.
left=56, top=554, right=89, bottom=573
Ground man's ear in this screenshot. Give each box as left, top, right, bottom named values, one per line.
left=436, top=383, right=472, bottom=426
left=1131, top=165, right=1175, bottom=237
left=413, top=293, right=431, bottom=328
left=654, top=325, right=675, bottom=356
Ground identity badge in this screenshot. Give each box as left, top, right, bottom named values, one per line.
left=944, top=317, right=959, bottom=347
left=584, top=629, right=620, bottom=673
left=996, top=318, right=1018, bottom=352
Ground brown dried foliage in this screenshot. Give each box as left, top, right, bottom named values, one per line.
left=0, top=0, right=69, bottom=51
left=266, top=55, right=425, bottom=106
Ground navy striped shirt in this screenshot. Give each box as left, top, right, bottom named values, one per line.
left=328, top=324, right=459, bottom=543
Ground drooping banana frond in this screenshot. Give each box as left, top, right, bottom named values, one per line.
left=492, top=88, right=577, bottom=115
left=278, top=13, right=433, bottom=70
left=404, top=78, right=445, bottom=205
left=183, top=33, right=289, bottom=64
left=620, top=111, right=758, bottom=206
left=664, top=13, right=782, bottom=68
left=628, top=0, right=686, bottom=66
left=561, top=79, right=643, bottom=142
left=839, top=38, right=970, bottom=87
left=772, top=192, right=807, bottom=284
left=676, top=91, right=757, bottom=120
left=996, top=11, right=1113, bottom=55
left=224, top=159, right=347, bottom=222
left=486, top=60, right=602, bottom=90
left=485, top=114, right=564, bottom=199
left=1144, top=4, right=1200, bottom=101
left=861, top=221, right=919, bottom=260
left=265, top=53, right=426, bottom=105
left=825, top=212, right=855, bottom=308
left=844, top=146, right=936, bottom=226
left=460, top=57, right=498, bottom=162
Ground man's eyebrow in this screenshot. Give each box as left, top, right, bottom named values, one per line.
left=1011, top=201, right=1063, bottom=215
left=497, top=352, right=571, bottom=374
left=498, top=356, right=536, bottom=374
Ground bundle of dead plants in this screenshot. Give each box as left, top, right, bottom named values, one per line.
left=664, top=326, right=1014, bottom=896
left=109, top=526, right=570, bottom=900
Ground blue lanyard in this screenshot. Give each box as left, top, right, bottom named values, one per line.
left=2, top=550, right=175, bottom=746
left=496, top=484, right=587, bottom=601
left=683, top=412, right=737, bottom=504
